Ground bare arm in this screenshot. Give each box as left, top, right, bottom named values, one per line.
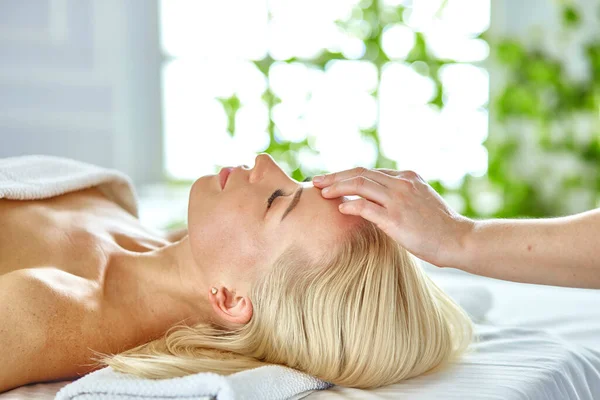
left=312, top=167, right=600, bottom=289
left=456, top=208, right=600, bottom=288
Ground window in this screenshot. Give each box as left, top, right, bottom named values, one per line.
left=160, top=0, right=490, bottom=187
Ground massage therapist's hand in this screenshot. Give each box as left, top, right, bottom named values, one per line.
left=312, top=168, right=474, bottom=267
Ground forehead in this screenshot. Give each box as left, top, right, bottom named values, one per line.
left=280, top=185, right=360, bottom=251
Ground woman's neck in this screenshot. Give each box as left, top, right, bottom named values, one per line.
left=101, top=236, right=215, bottom=342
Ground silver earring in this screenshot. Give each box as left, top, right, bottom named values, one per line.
left=211, top=287, right=218, bottom=295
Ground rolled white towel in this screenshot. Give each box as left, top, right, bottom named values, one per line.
left=54, top=364, right=332, bottom=400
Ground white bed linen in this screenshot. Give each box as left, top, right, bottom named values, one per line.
left=2, top=263, right=599, bottom=400
left=305, top=264, right=600, bottom=399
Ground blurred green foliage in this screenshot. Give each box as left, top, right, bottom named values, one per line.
left=479, top=3, right=600, bottom=218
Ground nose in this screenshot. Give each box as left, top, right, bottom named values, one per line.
left=255, top=153, right=275, bottom=166
left=250, top=153, right=279, bottom=183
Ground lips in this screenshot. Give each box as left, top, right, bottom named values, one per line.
left=219, top=167, right=233, bottom=189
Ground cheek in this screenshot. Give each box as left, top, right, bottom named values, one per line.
left=188, top=200, right=266, bottom=273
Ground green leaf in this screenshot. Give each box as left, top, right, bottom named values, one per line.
left=216, top=94, right=241, bottom=137
left=309, top=50, right=346, bottom=70
left=562, top=5, right=581, bottom=28
left=406, top=32, right=428, bottom=63
left=496, top=84, right=540, bottom=118
left=253, top=55, right=275, bottom=76
left=496, top=39, right=525, bottom=66
left=524, top=58, right=561, bottom=85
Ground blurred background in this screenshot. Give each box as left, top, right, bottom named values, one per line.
left=0, top=0, right=598, bottom=231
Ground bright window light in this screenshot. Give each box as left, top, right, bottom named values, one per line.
left=160, top=0, right=490, bottom=186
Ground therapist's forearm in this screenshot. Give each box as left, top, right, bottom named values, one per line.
left=455, top=208, right=600, bottom=288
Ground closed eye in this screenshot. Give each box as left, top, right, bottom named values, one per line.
left=267, top=177, right=311, bottom=209
left=267, top=189, right=285, bottom=209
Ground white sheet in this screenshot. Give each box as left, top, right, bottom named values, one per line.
left=3, top=263, right=599, bottom=399
left=304, top=264, right=600, bottom=399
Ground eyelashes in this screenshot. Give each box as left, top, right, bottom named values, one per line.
left=267, top=189, right=285, bottom=209
left=267, top=177, right=312, bottom=209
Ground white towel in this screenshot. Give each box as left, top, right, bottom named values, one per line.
left=54, top=365, right=333, bottom=400
left=0, top=154, right=139, bottom=217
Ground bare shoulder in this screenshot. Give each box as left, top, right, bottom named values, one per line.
left=0, top=270, right=50, bottom=318
left=0, top=270, right=100, bottom=393
left=0, top=271, right=49, bottom=393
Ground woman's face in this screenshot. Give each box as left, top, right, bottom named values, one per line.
left=187, top=153, right=357, bottom=287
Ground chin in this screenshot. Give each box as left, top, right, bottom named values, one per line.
left=190, top=175, right=215, bottom=196
left=188, top=178, right=206, bottom=213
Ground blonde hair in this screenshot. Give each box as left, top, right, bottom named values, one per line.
left=95, top=220, right=473, bottom=389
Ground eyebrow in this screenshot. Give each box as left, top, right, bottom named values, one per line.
left=281, top=186, right=303, bottom=222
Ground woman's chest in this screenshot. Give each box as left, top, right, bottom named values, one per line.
left=0, top=188, right=173, bottom=381
left=0, top=187, right=170, bottom=279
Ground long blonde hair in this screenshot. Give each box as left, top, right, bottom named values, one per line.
left=95, top=219, right=473, bottom=389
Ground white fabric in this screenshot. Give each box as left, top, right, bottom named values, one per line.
left=54, top=365, right=332, bottom=400
left=0, top=154, right=139, bottom=217
left=305, top=265, right=600, bottom=399
left=306, top=324, right=600, bottom=399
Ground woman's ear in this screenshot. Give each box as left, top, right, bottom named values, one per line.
left=208, top=286, right=253, bottom=327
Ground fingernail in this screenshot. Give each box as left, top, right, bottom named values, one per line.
left=322, top=187, right=330, bottom=194
left=313, top=175, right=324, bottom=183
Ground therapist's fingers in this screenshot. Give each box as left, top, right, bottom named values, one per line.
left=374, top=168, right=405, bottom=177
left=320, top=176, right=391, bottom=207
left=338, top=198, right=389, bottom=228
left=312, top=167, right=395, bottom=189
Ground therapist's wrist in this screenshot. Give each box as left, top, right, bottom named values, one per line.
left=443, top=216, right=479, bottom=271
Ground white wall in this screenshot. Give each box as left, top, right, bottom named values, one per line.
left=0, top=0, right=164, bottom=185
